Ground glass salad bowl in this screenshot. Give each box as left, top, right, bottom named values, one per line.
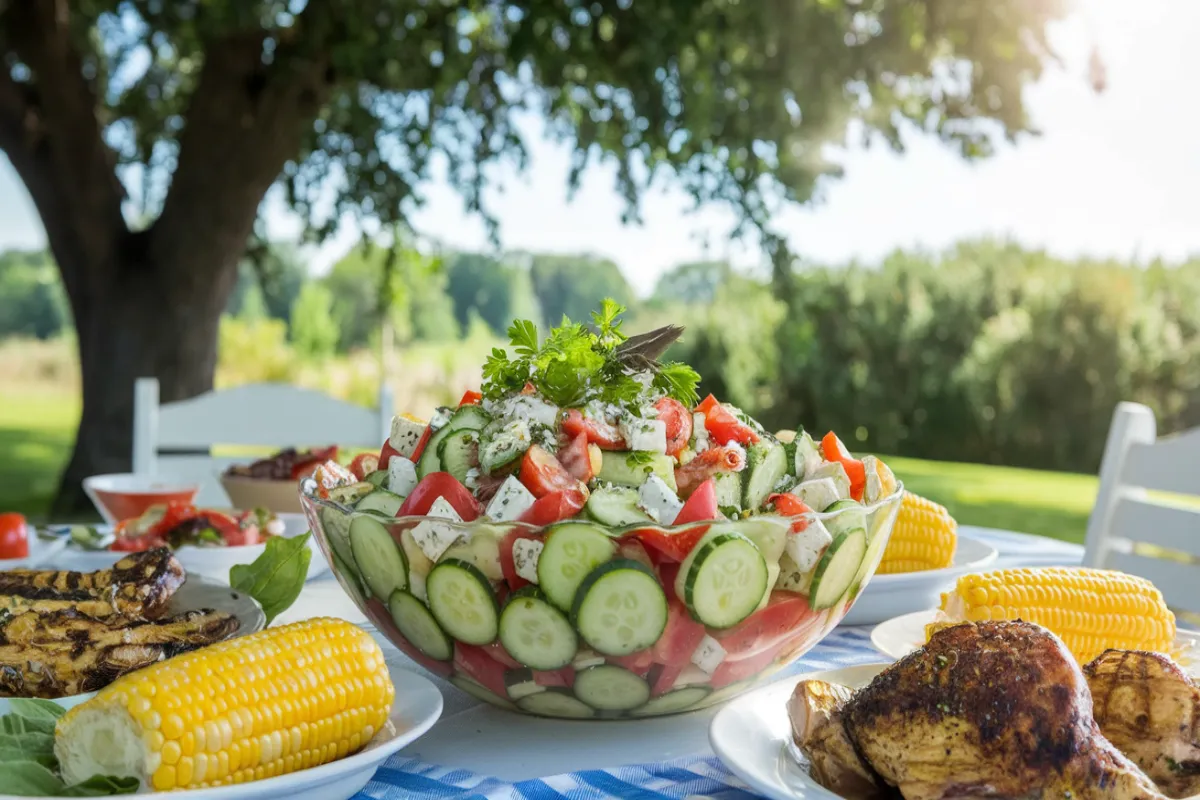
left=300, top=481, right=903, bottom=719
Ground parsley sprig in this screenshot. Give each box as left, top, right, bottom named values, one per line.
left=482, top=300, right=700, bottom=409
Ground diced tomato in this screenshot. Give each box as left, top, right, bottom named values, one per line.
left=189, top=510, right=244, bottom=543
left=695, top=394, right=720, bottom=415
left=617, top=539, right=654, bottom=569
left=657, top=563, right=681, bottom=602
left=674, top=479, right=720, bottom=525
left=636, top=527, right=709, bottom=563
left=694, top=394, right=759, bottom=446
left=519, top=445, right=580, bottom=499
left=454, top=643, right=509, bottom=697
left=710, top=642, right=785, bottom=690
left=0, top=513, right=29, bottom=560
left=561, top=409, right=625, bottom=450
left=483, top=641, right=523, bottom=669
left=110, top=532, right=166, bottom=552
left=821, top=432, right=867, bottom=501
left=655, top=397, right=693, bottom=457
left=556, top=431, right=597, bottom=483
left=458, top=389, right=483, bottom=406
left=364, top=598, right=453, bottom=677
left=533, top=668, right=575, bottom=688
left=675, top=446, right=747, bottom=499
left=410, top=426, right=434, bottom=463
left=395, top=472, right=481, bottom=520
left=499, top=529, right=541, bottom=591
left=378, top=439, right=402, bottom=470
left=651, top=600, right=706, bottom=666
left=713, top=592, right=822, bottom=659
left=518, top=488, right=587, bottom=527
left=349, top=452, right=380, bottom=481
left=610, top=649, right=653, bottom=678
left=768, top=493, right=811, bottom=517
left=650, top=664, right=686, bottom=697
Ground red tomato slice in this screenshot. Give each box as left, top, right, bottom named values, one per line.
left=609, top=649, right=653, bottom=678
left=378, top=440, right=402, bottom=470
left=713, top=592, right=822, bottom=660
left=410, top=426, right=434, bottom=463
left=768, top=493, right=811, bottom=517
left=395, top=472, right=481, bottom=520
left=561, top=409, right=625, bottom=450
left=518, top=488, right=587, bottom=526
left=651, top=600, right=707, bottom=666
left=695, top=394, right=720, bottom=415
left=349, top=452, right=380, bottom=480
left=655, top=397, right=693, bottom=457
left=110, top=532, right=166, bottom=552
left=499, top=529, right=541, bottom=591
left=0, top=513, right=29, bottom=560
left=703, top=403, right=760, bottom=446
left=674, top=479, right=720, bottom=525
left=454, top=643, right=509, bottom=697
left=657, top=563, right=681, bottom=603
left=821, top=432, right=867, bottom=501
left=710, top=641, right=785, bottom=690
left=519, top=445, right=580, bottom=498
left=458, top=389, right=483, bottom=406
left=635, top=527, right=709, bottom=563
left=483, top=641, right=523, bottom=669
left=533, top=668, right=575, bottom=688
left=556, top=431, right=596, bottom=483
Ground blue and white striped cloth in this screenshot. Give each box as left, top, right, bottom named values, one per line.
left=352, top=528, right=1083, bottom=799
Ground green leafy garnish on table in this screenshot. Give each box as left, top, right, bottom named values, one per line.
left=230, top=532, right=312, bottom=625
left=0, top=700, right=137, bottom=796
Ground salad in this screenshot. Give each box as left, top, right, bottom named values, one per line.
left=107, top=502, right=281, bottom=552
left=225, top=445, right=339, bottom=480
left=303, top=301, right=902, bottom=718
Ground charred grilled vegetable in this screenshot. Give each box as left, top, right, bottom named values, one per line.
left=0, top=548, right=184, bottom=620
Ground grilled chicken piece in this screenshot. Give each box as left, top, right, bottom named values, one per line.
left=843, top=621, right=1165, bottom=800
left=0, top=607, right=238, bottom=698
left=0, top=548, right=184, bottom=620
left=790, top=679, right=892, bottom=798
left=1085, top=649, right=1200, bottom=797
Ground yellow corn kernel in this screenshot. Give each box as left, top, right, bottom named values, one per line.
left=877, top=491, right=957, bottom=574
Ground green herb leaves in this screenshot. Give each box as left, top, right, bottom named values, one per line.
left=654, top=362, right=701, bottom=408
left=0, top=700, right=137, bottom=796
left=229, top=532, right=313, bottom=625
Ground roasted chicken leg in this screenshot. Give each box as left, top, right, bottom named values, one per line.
left=1085, top=649, right=1200, bottom=797
left=0, top=548, right=184, bottom=620
left=789, top=679, right=892, bottom=798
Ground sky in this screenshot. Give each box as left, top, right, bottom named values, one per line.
left=1, top=0, right=1197, bottom=296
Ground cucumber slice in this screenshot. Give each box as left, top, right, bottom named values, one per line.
left=729, top=517, right=788, bottom=563
left=349, top=514, right=408, bottom=601
left=809, top=528, right=867, bottom=610
left=426, top=558, right=500, bottom=645
left=537, top=522, right=617, bottom=611
left=743, top=440, right=787, bottom=512
left=585, top=486, right=653, bottom=527
left=680, top=532, right=768, bottom=629
left=451, top=675, right=519, bottom=710
left=400, top=529, right=433, bottom=601
left=712, top=472, right=742, bottom=510
left=437, top=428, right=479, bottom=485
left=571, top=559, right=668, bottom=656
left=499, top=587, right=578, bottom=670
left=504, top=668, right=546, bottom=701
left=364, top=469, right=389, bottom=488
left=824, top=499, right=867, bottom=536
left=319, top=506, right=355, bottom=566
left=572, top=665, right=651, bottom=711
left=417, top=424, right=456, bottom=478
left=632, top=686, right=711, bottom=717
left=517, top=688, right=595, bottom=718
left=447, top=404, right=492, bottom=432
left=355, top=489, right=405, bottom=517
left=479, top=419, right=532, bottom=474
left=597, top=451, right=677, bottom=491
left=441, top=525, right=504, bottom=582
left=330, top=548, right=368, bottom=606
left=388, top=589, right=452, bottom=661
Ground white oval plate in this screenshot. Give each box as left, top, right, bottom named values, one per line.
left=841, top=534, right=998, bottom=626
left=0, top=666, right=443, bottom=800
left=710, top=664, right=889, bottom=800
left=0, top=534, right=69, bottom=571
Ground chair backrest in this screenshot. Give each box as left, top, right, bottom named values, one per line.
left=132, top=379, right=393, bottom=506
left=1084, top=402, right=1200, bottom=613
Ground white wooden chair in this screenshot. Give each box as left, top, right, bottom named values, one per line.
left=1084, top=401, right=1200, bottom=614
left=132, top=379, right=393, bottom=506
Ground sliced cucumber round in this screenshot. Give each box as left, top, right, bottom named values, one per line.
left=809, top=528, right=867, bottom=610
left=824, top=499, right=867, bottom=536
left=537, top=522, right=617, bottom=611
left=364, top=469, right=389, bottom=488
left=682, top=532, right=768, bottom=629
left=320, top=506, right=355, bottom=567
left=330, top=549, right=368, bottom=607
left=437, top=428, right=480, bottom=485
left=572, top=665, right=651, bottom=711
left=426, top=558, right=500, bottom=645
left=585, top=486, right=653, bottom=527
left=632, top=686, right=712, bottom=717
left=743, top=440, right=788, bottom=512
left=388, top=589, right=452, bottom=661
left=571, top=559, right=668, bottom=656
left=349, top=514, right=408, bottom=601
left=499, top=587, right=578, bottom=671
left=447, top=404, right=492, bottom=431
left=355, top=488, right=405, bottom=517
left=517, top=688, right=595, bottom=719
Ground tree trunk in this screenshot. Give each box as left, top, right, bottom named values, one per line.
left=51, top=237, right=239, bottom=517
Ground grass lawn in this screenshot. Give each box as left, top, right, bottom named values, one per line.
left=0, top=388, right=1097, bottom=543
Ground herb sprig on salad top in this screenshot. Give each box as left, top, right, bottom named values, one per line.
left=482, top=299, right=700, bottom=410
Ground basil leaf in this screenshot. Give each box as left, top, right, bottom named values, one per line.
left=61, top=775, right=140, bottom=796
left=5, top=760, right=65, bottom=796
left=8, top=698, right=66, bottom=722
left=0, top=731, right=56, bottom=768
left=229, top=532, right=312, bottom=625
left=1, top=713, right=56, bottom=735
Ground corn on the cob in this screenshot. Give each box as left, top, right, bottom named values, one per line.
left=931, top=567, right=1177, bottom=664
left=876, top=491, right=957, bottom=574
left=55, top=618, right=394, bottom=791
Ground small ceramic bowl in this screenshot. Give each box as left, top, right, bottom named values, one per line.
left=221, top=475, right=304, bottom=514
left=82, top=473, right=199, bottom=525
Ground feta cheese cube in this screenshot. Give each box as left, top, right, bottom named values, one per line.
left=620, top=417, right=667, bottom=453
left=793, top=477, right=840, bottom=512
left=572, top=649, right=607, bottom=670
left=637, top=474, right=683, bottom=525
left=805, top=461, right=850, bottom=500
left=501, top=394, right=560, bottom=427
left=409, top=496, right=464, bottom=562
left=464, top=467, right=481, bottom=491
left=861, top=455, right=882, bottom=504
left=511, top=537, right=544, bottom=584
left=671, top=665, right=711, bottom=688
left=485, top=475, right=537, bottom=522
left=691, top=412, right=710, bottom=453
left=775, top=553, right=814, bottom=594
left=690, top=635, right=728, bottom=674
left=785, top=517, right=833, bottom=573
left=387, top=456, right=418, bottom=499
left=429, top=406, right=454, bottom=431
left=388, top=414, right=427, bottom=459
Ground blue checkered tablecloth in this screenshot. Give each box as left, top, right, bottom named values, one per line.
left=351, top=528, right=1083, bottom=799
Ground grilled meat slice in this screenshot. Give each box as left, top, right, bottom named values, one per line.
left=0, top=548, right=184, bottom=620
left=0, top=607, right=238, bottom=698
left=843, top=621, right=1164, bottom=800
left=1085, top=649, right=1200, bottom=797
left=789, top=679, right=893, bottom=798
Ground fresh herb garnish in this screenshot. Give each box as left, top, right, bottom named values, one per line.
left=0, top=701, right=137, bottom=796
left=625, top=451, right=655, bottom=468
left=229, top=533, right=313, bottom=625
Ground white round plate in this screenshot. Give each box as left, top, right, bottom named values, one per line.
left=841, top=534, right=998, bottom=626
left=0, top=533, right=68, bottom=571
left=0, top=666, right=442, bottom=800
left=710, top=664, right=889, bottom=800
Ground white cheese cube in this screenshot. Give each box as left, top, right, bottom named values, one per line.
left=485, top=475, right=537, bottom=522
left=501, top=394, right=560, bottom=427
left=511, top=537, right=544, bottom=584
left=861, top=455, right=882, bottom=504
left=691, top=412, right=710, bottom=453
left=785, top=517, right=833, bottom=573
left=690, top=635, right=728, bottom=674
left=776, top=553, right=813, bottom=594
left=620, top=417, right=667, bottom=453
left=572, top=649, right=607, bottom=670
left=409, top=496, right=464, bottom=562
left=388, top=415, right=427, bottom=459
left=464, top=467, right=481, bottom=491
left=637, top=474, right=683, bottom=525
left=429, top=406, right=454, bottom=431
left=793, top=477, right=840, bottom=512
left=806, top=461, right=850, bottom=500
left=671, top=665, right=711, bottom=688
left=387, top=456, right=418, bottom=499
